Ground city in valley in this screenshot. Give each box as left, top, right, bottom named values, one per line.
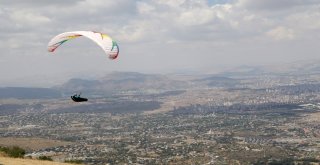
left=0, top=67, right=320, bottom=165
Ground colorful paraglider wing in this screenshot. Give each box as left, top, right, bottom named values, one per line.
left=47, top=31, right=119, bottom=59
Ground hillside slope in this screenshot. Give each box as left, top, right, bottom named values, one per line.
left=56, top=72, right=189, bottom=95
left=0, top=156, right=75, bottom=165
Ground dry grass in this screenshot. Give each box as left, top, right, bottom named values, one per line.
left=0, top=138, right=72, bottom=151
left=300, top=112, right=320, bottom=122
left=0, top=156, right=75, bottom=165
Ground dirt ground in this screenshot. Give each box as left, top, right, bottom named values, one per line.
left=0, top=137, right=72, bottom=151
left=300, top=111, right=320, bottom=122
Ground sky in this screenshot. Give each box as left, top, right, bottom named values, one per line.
left=1, top=0, right=320, bottom=87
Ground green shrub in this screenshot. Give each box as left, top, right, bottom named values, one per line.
left=0, top=146, right=25, bottom=158
left=65, top=159, right=83, bottom=164
left=38, top=156, right=53, bottom=161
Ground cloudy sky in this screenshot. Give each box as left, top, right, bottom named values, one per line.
left=1, top=0, right=320, bottom=86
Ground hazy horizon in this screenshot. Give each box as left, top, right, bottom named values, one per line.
left=1, top=0, right=320, bottom=87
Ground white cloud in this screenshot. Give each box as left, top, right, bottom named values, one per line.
left=178, top=8, right=215, bottom=26
left=266, top=26, right=295, bottom=40
left=10, top=10, right=51, bottom=26
left=212, top=4, right=232, bottom=19
left=137, top=2, right=155, bottom=14
left=0, top=0, right=83, bottom=7
left=117, top=21, right=156, bottom=42
left=77, top=0, right=127, bottom=13
left=237, top=0, right=320, bottom=10
left=7, top=38, right=22, bottom=49
left=1, top=0, right=320, bottom=86
left=155, top=0, right=187, bottom=8
left=286, top=9, right=320, bottom=31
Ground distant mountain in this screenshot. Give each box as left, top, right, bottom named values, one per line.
left=6, top=60, right=320, bottom=99
left=219, top=60, right=320, bottom=77
left=217, top=65, right=266, bottom=77
left=0, top=87, right=61, bottom=99
left=0, top=72, right=191, bottom=99
left=55, top=72, right=189, bottom=96
left=261, top=60, right=320, bottom=75
left=195, top=76, right=241, bottom=87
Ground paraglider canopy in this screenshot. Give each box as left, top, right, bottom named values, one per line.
left=47, top=31, right=119, bottom=102
left=47, top=31, right=119, bottom=59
